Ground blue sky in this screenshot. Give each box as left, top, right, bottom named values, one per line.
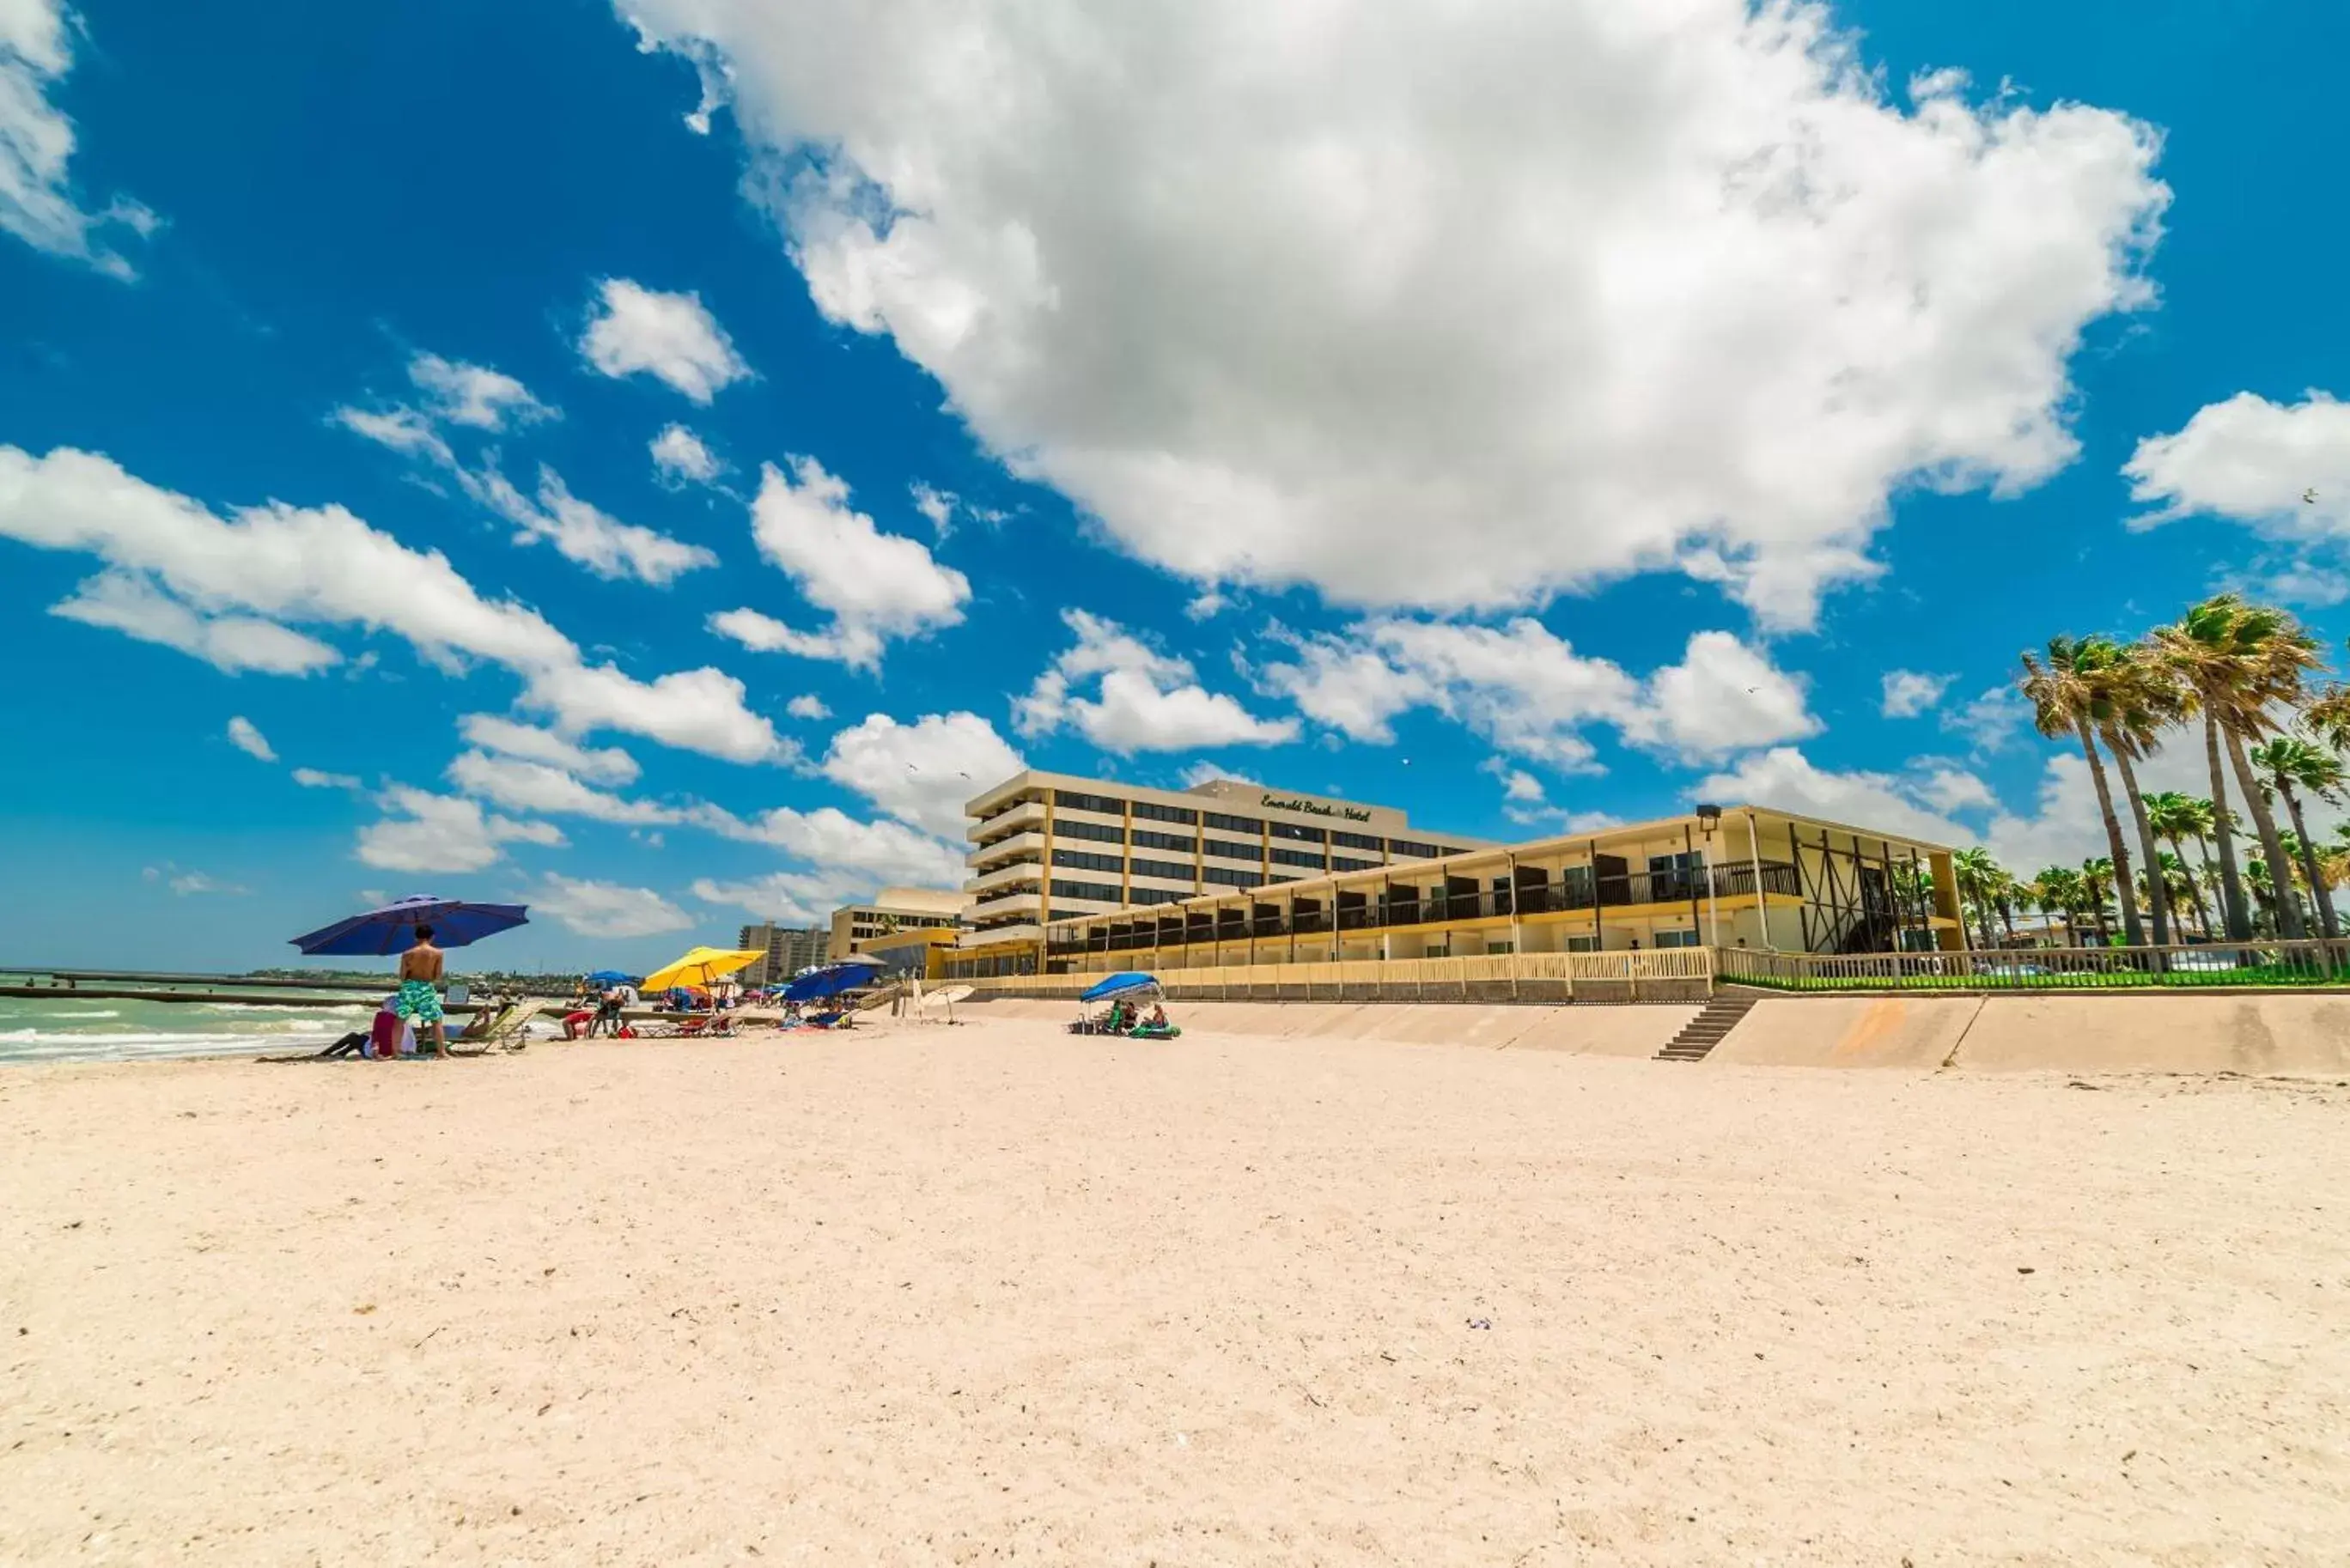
left=3, top=0, right=2347, bottom=973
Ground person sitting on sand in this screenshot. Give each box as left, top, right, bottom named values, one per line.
left=1142, top=1003, right=1168, bottom=1032
left=394, top=924, right=449, bottom=1060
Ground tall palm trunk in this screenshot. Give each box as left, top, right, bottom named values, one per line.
left=2165, top=830, right=2214, bottom=936
left=2274, top=775, right=2340, bottom=939
left=2204, top=715, right=2253, bottom=939
left=2106, top=744, right=2171, bottom=946
left=2075, top=720, right=2146, bottom=945
left=1999, top=898, right=2018, bottom=941
left=2224, top=725, right=2306, bottom=939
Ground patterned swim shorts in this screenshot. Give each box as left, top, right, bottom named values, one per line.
left=394, top=978, right=444, bottom=1024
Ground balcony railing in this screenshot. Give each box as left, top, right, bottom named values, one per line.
left=1042, top=862, right=1804, bottom=955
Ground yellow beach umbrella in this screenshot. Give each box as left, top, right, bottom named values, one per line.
left=642, top=946, right=765, bottom=993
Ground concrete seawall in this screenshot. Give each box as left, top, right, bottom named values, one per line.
left=969, top=993, right=2350, bottom=1073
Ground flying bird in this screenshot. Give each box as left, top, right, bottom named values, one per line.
left=2306, top=488, right=2321, bottom=505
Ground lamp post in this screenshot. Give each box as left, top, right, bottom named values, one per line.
left=1696, top=803, right=1723, bottom=949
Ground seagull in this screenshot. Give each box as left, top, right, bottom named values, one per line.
left=2306, top=488, right=2321, bottom=505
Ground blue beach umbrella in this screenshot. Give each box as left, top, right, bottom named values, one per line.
left=1079, top=971, right=1160, bottom=1002
left=585, top=969, right=636, bottom=986
left=781, top=963, right=876, bottom=1003
left=290, top=894, right=530, bottom=957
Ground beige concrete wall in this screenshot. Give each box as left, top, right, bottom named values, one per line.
left=1710, top=997, right=1982, bottom=1069
left=1951, top=995, right=2350, bottom=1074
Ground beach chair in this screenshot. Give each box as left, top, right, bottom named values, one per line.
left=448, top=1000, right=537, bottom=1055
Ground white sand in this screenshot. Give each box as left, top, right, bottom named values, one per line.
left=3, top=1016, right=2346, bottom=1565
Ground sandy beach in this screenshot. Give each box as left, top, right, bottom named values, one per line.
left=3, top=1012, right=2346, bottom=1565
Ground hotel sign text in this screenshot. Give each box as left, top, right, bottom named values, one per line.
left=1261, top=793, right=1373, bottom=824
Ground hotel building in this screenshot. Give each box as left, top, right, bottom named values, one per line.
left=828, top=887, right=972, bottom=963
left=1021, top=805, right=1963, bottom=975
left=735, top=921, right=829, bottom=987
left=954, top=772, right=1494, bottom=976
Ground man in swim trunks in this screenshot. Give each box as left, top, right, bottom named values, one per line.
left=396, top=923, right=449, bottom=1059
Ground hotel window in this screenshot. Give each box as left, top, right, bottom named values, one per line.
left=1567, top=935, right=1599, bottom=953
left=1053, top=789, right=1126, bottom=816
left=1131, top=800, right=1199, bottom=825
left=1131, top=829, right=1196, bottom=854
left=1202, top=838, right=1263, bottom=862
left=1049, top=879, right=1123, bottom=904
left=1435, top=845, right=1469, bottom=858
left=1056, top=818, right=1124, bottom=846
left=1332, top=855, right=1379, bottom=872
left=1202, top=865, right=1265, bottom=889
left=1269, top=821, right=1325, bottom=843
left=1129, top=858, right=1194, bottom=882
left=1051, top=848, right=1124, bottom=874
left=1331, top=830, right=1382, bottom=852
left=1271, top=848, right=1326, bottom=871
left=1129, top=886, right=1190, bottom=906
left=1389, top=839, right=1436, bottom=859
left=1203, top=811, right=1262, bottom=835
left=1653, top=928, right=1702, bottom=949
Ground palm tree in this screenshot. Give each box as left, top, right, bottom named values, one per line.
left=2032, top=866, right=2086, bottom=943
left=2149, top=596, right=2324, bottom=941
left=2250, top=736, right=2343, bottom=939
left=2080, top=857, right=2117, bottom=943
left=2019, top=637, right=2145, bottom=945
left=2145, top=791, right=2216, bottom=937
left=2085, top=642, right=2180, bottom=945
left=1951, top=848, right=2004, bottom=951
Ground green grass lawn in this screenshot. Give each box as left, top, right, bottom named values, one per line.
left=1729, top=963, right=2350, bottom=993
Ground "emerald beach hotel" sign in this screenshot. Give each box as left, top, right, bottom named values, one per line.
left=1259, top=792, right=1373, bottom=824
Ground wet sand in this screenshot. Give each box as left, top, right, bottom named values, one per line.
left=3, top=1017, right=2345, bottom=1564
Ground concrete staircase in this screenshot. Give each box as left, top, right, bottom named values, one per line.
left=1655, top=993, right=1756, bottom=1062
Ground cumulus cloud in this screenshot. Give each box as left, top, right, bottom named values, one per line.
left=579, top=277, right=751, bottom=404
left=457, top=714, right=640, bottom=787
left=406, top=352, right=555, bottom=431
left=701, top=803, right=966, bottom=889
left=356, top=786, right=566, bottom=872
left=651, top=423, right=723, bottom=485
left=472, top=463, right=716, bottom=585
left=1016, top=610, right=1299, bottom=753
left=0, top=0, right=153, bottom=277
left=707, top=457, right=970, bottom=669
left=446, top=750, right=679, bottom=827
left=1941, top=685, right=2030, bottom=755
left=225, top=714, right=276, bottom=762
left=2125, top=391, right=2350, bottom=538
left=624, top=0, right=2166, bottom=628
left=531, top=873, right=694, bottom=939
left=819, top=710, right=1023, bottom=836
left=1881, top=670, right=1953, bottom=720
left=1260, top=620, right=1813, bottom=769
left=0, top=444, right=786, bottom=763
left=292, top=768, right=362, bottom=790
left=785, top=694, right=831, bottom=720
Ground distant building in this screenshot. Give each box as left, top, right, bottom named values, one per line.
left=736, top=922, right=827, bottom=987
left=955, top=770, right=1493, bottom=975
left=829, top=887, right=971, bottom=963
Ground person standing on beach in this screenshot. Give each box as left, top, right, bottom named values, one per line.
left=396, top=925, right=449, bottom=1060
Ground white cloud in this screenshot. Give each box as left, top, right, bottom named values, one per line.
left=702, top=803, right=965, bottom=888
left=531, top=873, right=694, bottom=939
left=624, top=0, right=2166, bottom=629
left=356, top=786, right=566, bottom=873
left=1260, top=621, right=1811, bottom=769
left=473, top=463, right=716, bottom=585
left=690, top=871, right=849, bottom=927
left=1624, top=631, right=1819, bottom=763
left=651, top=423, right=723, bottom=485
left=165, top=870, right=247, bottom=896
left=52, top=569, right=344, bottom=675
left=1917, top=766, right=1997, bottom=815
left=292, top=768, right=362, bottom=790
left=225, top=714, right=276, bottom=762
left=579, top=277, right=751, bottom=404
left=1016, top=610, right=1299, bottom=753
left=2125, top=391, right=2350, bottom=540
left=1696, top=747, right=1971, bottom=848
left=708, top=456, right=970, bottom=669
left=446, top=750, right=679, bottom=827
left=1881, top=670, right=1953, bottom=720
left=820, top=710, right=1023, bottom=836
left=785, top=694, right=831, bottom=720
left=0, top=0, right=152, bottom=277
left=333, top=406, right=455, bottom=470
left=406, top=352, right=555, bottom=431
left=909, top=481, right=956, bottom=536
left=458, top=713, right=640, bottom=787
left=0, top=444, right=787, bottom=763
left=1941, top=685, right=2029, bottom=755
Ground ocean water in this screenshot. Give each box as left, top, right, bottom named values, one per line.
left=0, top=993, right=378, bottom=1066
